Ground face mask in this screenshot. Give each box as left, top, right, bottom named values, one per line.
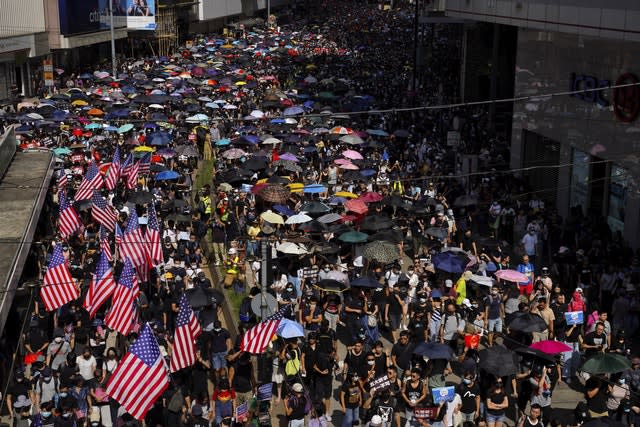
left=84, top=354, right=91, bottom=359
left=368, top=360, right=375, bottom=366
left=286, top=288, right=293, bottom=292
left=63, top=413, right=71, bottom=418
left=491, top=291, right=498, bottom=295
left=408, top=270, right=414, bottom=274
left=41, top=412, right=52, bottom=418
left=619, top=379, right=626, bottom=385
left=324, top=268, right=330, bottom=272
left=214, top=328, right=222, bottom=333
left=463, top=378, right=472, bottom=384
left=59, top=392, right=68, bottom=398
left=55, top=337, right=63, bottom=343
left=44, top=377, right=52, bottom=382
left=419, top=298, right=427, bottom=304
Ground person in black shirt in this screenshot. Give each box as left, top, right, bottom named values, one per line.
left=391, top=331, right=414, bottom=373
left=285, top=383, right=308, bottom=427
left=343, top=339, right=367, bottom=379
left=517, top=403, right=543, bottom=427
left=580, top=322, right=607, bottom=358
left=182, top=404, right=209, bottom=427
left=313, top=349, right=335, bottom=419
left=585, top=376, right=609, bottom=418
left=457, top=370, right=481, bottom=422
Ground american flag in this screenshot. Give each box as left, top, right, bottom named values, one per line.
left=121, top=214, right=148, bottom=268
left=84, top=250, right=116, bottom=318
left=56, top=169, right=68, bottom=190
left=121, top=153, right=134, bottom=178
left=240, top=307, right=287, bottom=354
left=100, top=225, right=112, bottom=262
left=58, top=190, right=82, bottom=238
left=126, top=160, right=140, bottom=190
left=138, top=153, right=151, bottom=175
left=40, top=244, right=79, bottom=312
left=170, top=293, right=202, bottom=372
left=115, top=222, right=123, bottom=247
left=106, top=322, right=169, bottom=420
left=146, top=204, right=163, bottom=265
left=75, top=160, right=103, bottom=201
left=104, top=146, right=121, bottom=191
left=104, top=258, right=138, bottom=336
left=91, top=191, right=118, bottom=232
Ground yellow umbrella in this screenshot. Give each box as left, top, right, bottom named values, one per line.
left=133, top=146, right=155, bottom=152
left=335, top=191, right=358, bottom=199
left=235, top=81, right=247, bottom=86
left=260, top=210, right=284, bottom=225
left=221, top=44, right=233, bottom=49
left=71, top=99, right=88, bottom=106
left=256, top=178, right=268, bottom=184
left=287, top=182, right=304, bottom=193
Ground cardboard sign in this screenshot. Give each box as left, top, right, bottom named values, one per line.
left=369, top=375, right=391, bottom=393
left=257, top=383, right=273, bottom=401
left=414, top=407, right=439, bottom=419
left=465, top=334, right=479, bottom=349
left=236, top=402, right=248, bottom=422
left=565, top=311, right=584, bottom=325
left=432, top=386, right=455, bottom=404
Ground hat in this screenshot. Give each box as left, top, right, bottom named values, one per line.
left=574, top=288, right=583, bottom=294
left=120, top=206, right=130, bottom=215
left=13, top=395, right=31, bottom=408
left=42, top=367, right=52, bottom=378
left=370, top=415, right=383, bottom=426
left=463, top=271, right=472, bottom=280
left=353, top=256, right=363, bottom=267
left=292, top=383, right=303, bottom=393
left=461, top=298, right=472, bottom=308
left=191, top=405, right=203, bottom=417
left=261, top=224, right=275, bottom=235
left=445, top=279, right=453, bottom=287
left=54, top=328, right=65, bottom=338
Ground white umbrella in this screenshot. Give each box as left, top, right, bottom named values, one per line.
left=469, top=274, right=494, bottom=287
left=285, top=213, right=313, bottom=225
left=276, top=242, right=309, bottom=255
left=262, top=137, right=282, bottom=145
left=250, top=110, right=265, bottom=118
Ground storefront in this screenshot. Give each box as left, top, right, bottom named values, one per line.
left=511, top=28, right=640, bottom=247
left=0, top=33, right=49, bottom=100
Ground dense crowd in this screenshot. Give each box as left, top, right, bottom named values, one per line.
left=1, top=0, right=640, bottom=427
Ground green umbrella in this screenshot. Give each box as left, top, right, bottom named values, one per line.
left=52, top=147, right=71, bottom=156
left=581, top=353, right=631, bottom=374
left=118, top=123, right=134, bottom=134
left=85, top=123, right=102, bottom=130
left=338, top=230, right=369, bottom=243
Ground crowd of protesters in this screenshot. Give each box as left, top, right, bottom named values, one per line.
left=1, top=0, right=640, bottom=427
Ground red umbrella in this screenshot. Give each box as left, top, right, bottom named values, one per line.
left=358, top=192, right=383, bottom=203
left=530, top=340, right=572, bottom=354
left=345, top=199, right=368, bottom=215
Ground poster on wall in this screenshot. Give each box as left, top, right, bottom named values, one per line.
left=58, top=0, right=126, bottom=35
left=125, top=0, right=156, bottom=30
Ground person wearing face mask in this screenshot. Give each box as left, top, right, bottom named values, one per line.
left=208, top=320, right=232, bottom=380
left=322, top=290, right=341, bottom=331
left=76, top=346, right=97, bottom=381
left=33, top=400, right=56, bottom=427
left=6, top=371, right=32, bottom=423
left=35, top=367, right=58, bottom=410
left=607, top=374, right=631, bottom=418
left=457, top=370, right=480, bottom=424
left=340, top=373, right=363, bottom=427
left=46, top=329, right=72, bottom=371
left=484, top=285, right=504, bottom=347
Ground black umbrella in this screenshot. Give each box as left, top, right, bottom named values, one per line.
left=368, top=229, right=404, bottom=243
left=508, top=312, right=548, bottom=333
left=316, top=279, right=348, bottom=292
left=300, top=220, right=329, bottom=233
left=166, top=213, right=192, bottom=223
left=425, top=227, right=448, bottom=239
left=128, top=191, right=154, bottom=205
left=479, top=345, right=518, bottom=377
left=514, top=347, right=558, bottom=364
left=243, top=158, right=268, bottom=171
left=414, top=342, right=454, bottom=360
left=360, top=215, right=394, bottom=232
left=185, top=287, right=224, bottom=309
left=299, top=201, right=331, bottom=215
left=311, top=242, right=340, bottom=254
left=351, top=276, right=380, bottom=288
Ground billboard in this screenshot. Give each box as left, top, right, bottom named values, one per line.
left=58, top=0, right=154, bottom=35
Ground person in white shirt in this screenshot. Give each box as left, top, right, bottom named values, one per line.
left=76, top=346, right=97, bottom=381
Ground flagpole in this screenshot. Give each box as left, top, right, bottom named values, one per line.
left=109, top=0, right=117, bottom=78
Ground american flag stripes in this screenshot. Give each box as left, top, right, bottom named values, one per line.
left=56, top=169, right=68, bottom=190
left=170, top=293, right=202, bottom=372
left=100, top=225, right=112, bottom=262
left=146, top=204, right=163, bottom=265
left=75, top=160, right=103, bottom=201
left=138, top=152, right=151, bottom=175
left=126, top=160, right=140, bottom=190
left=121, top=153, right=133, bottom=178
left=240, top=307, right=287, bottom=354
left=91, top=191, right=118, bottom=232
left=106, top=323, right=169, bottom=420
left=115, top=222, right=123, bottom=247
left=120, top=214, right=148, bottom=268
left=58, top=190, right=82, bottom=238
left=104, top=258, right=138, bottom=336
left=84, top=250, right=116, bottom=318
left=104, top=146, right=121, bottom=191
left=40, top=244, right=79, bottom=312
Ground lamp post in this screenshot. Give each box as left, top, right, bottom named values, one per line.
left=412, top=0, right=419, bottom=92
left=109, top=0, right=117, bottom=78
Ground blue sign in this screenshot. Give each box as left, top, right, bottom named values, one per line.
left=570, top=73, right=610, bottom=108
left=565, top=311, right=584, bottom=325
left=58, top=0, right=126, bottom=35
left=432, top=386, right=455, bottom=404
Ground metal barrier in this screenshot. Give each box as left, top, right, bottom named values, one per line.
left=0, top=127, right=17, bottom=180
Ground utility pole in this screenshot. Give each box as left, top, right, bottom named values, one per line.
left=412, top=0, right=419, bottom=92
left=109, top=1, right=117, bottom=78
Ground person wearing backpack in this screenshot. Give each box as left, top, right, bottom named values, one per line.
left=439, top=301, right=465, bottom=355
left=281, top=339, right=302, bottom=383
left=34, top=367, right=58, bottom=410
left=284, top=383, right=309, bottom=427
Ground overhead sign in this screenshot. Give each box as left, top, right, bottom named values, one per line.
left=58, top=0, right=126, bottom=36
left=125, top=0, right=156, bottom=30
left=43, top=59, right=54, bottom=87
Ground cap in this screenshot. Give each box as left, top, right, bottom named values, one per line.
left=574, top=288, right=583, bottom=293
left=462, top=298, right=472, bottom=308
left=445, top=279, right=453, bottom=287
left=191, top=405, right=203, bottom=417
left=370, top=415, right=383, bottom=426
left=228, top=248, right=237, bottom=255
left=292, top=383, right=303, bottom=393
left=42, top=367, right=52, bottom=378
left=353, top=256, right=363, bottom=267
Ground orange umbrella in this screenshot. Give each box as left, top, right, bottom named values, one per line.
left=88, top=108, right=104, bottom=116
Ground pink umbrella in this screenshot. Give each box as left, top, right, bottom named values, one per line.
left=530, top=340, right=572, bottom=354
left=342, top=150, right=363, bottom=160
left=334, top=158, right=352, bottom=165
left=494, top=269, right=529, bottom=283
left=345, top=199, right=368, bottom=215
left=279, top=152, right=299, bottom=162
left=339, top=162, right=359, bottom=170
left=358, top=192, right=383, bottom=203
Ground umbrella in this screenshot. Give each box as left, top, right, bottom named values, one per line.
left=221, top=148, right=247, bottom=159
left=155, top=170, right=180, bottom=181
left=299, top=201, right=331, bottom=215
left=118, top=123, right=134, bottom=133
left=495, top=269, right=529, bottom=283
left=358, top=192, right=383, bottom=203
left=530, top=340, right=572, bottom=354
left=469, top=274, right=494, bottom=287
left=273, top=204, right=295, bottom=216
left=507, top=312, right=548, bottom=333
left=316, top=279, right=348, bottom=292
left=128, top=191, right=154, bottom=204
left=339, top=134, right=364, bottom=145
left=414, top=342, right=455, bottom=360
left=344, top=199, right=368, bottom=215
left=342, top=150, right=364, bottom=160
left=185, top=287, right=223, bottom=309
left=425, top=227, right=448, bottom=239
left=351, top=276, right=381, bottom=288
left=53, top=147, right=72, bottom=156
left=360, top=215, right=394, bottom=232
left=339, top=230, right=369, bottom=243
left=363, top=240, right=400, bottom=263
left=276, top=242, right=309, bottom=255
left=317, top=213, right=342, bottom=224
left=259, top=185, right=290, bottom=204
left=260, top=210, right=284, bottom=225
left=515, top=347, right=560, bottom=363
left=303, top=184, right=327, bottom=194
left=431, top=252, right=467, bottom=273
left=285, top=213, right=313, bottom=225
left=186, top=113, right=209, bottom=123
left=479, top=345, right=518, bottom=377
left=334, top=191, right=358, bottom=199
left=276, top=319, right=305, bottom=339
left=581, top=353, right=631, bottom=374
left=279, top=152, right=299, bottom=162
left=300, top=220, right=328, bottom=233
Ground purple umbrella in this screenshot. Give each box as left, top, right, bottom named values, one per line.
left=279, top=152, right=299, bottom=162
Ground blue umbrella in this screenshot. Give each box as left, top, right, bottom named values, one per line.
left=303, top=146, right=317, bottom=153
left=273, top=204, right=295, bottom=216
left=155, top=170, right=180, bottom=181
left=432, top=252, right=466, bottom=273
left=52, top=110, right=68, bottom=121
left=328, top=196, right=346, bottom=205
left=414, top=342, right=455, bottom=360
left=215, top=138, right=231, bottom=146
left=276, top=319, right=304, bottom=338
left=104, top=126, right=119, bottom=132
left=351, top=276, right=380, bottom=288
left=143, top=122, right=158, bottom=129
left=283, top=106, right=304, bottom=116
left=149, top=132, right=172, bottom=146
left=361, top=169, right=377, bottom=177
left=270, top=118, right=286, bottom=124
left=303, top=184, right=326, bottom=194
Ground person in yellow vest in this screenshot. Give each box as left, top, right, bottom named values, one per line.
left=199, top=189, right=212, bottom=222
left=455, top=271, right=472, bottom=306
left=225, top=247, right=239, bottom=274
left=391, top=179, right=404, bottom=195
